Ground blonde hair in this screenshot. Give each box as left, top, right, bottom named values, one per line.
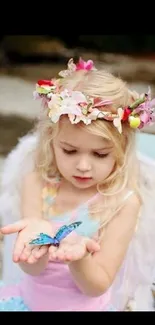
left=35, top=68, right=142, bottom=229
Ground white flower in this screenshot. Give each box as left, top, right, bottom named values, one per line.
left=48, top=92, right=84, bottom=123
left=69, top=114, right=93, bottom=125
left=58, top=58, right=76, bottom=78
left=113, top=108, right=124, bottom=133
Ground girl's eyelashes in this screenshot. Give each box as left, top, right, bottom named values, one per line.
left=94, top=153, right=109, bottom=158
left=63, top=149, right=77, bottom=155
left=63, top=148, right=109, bottom=158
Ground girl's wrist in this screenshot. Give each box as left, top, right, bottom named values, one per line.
left=67, top=250, right=92, bottom=266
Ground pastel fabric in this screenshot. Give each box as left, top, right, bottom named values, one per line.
left=0, top=134, right=155, bottom=311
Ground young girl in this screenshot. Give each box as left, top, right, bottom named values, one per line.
left=0, top=58, right=155, bottom=311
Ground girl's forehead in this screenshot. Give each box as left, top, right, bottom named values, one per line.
left=55, top=121, right=112, bottom=149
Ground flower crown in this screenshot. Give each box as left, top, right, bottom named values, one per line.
left=33, top=57, right=155, bottom=134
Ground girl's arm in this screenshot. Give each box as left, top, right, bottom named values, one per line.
left=69, top=194, right=140, bottom=297
left=19, top=172, right=50, bottom=275
left=1, top=171, right=51, bottom=276
left=21, top=171, right=43, bottom=220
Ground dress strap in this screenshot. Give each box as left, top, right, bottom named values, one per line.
left=122, top=190, right=134, bottom=203
left=116, top=190, right=140, bottom=233
left=42, top=177, right=61, bottom=216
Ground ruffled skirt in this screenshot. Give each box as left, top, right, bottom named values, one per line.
left=0, top=282, right=29, bottom=311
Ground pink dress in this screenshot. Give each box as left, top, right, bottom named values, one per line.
left=0, top=179, right=120, bottom=311
left=1, top=134, right=155, bottom=311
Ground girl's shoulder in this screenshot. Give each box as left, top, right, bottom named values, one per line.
left=22, top=172, right=60, bottom=192
left=115, top=189, right=141, bottom=219
left=122, top=189, right=141, bottom=207
left=22, top=171, right=44, bottom=192
left=105, top=189, right=141, bottom=233
left=103, top=188, right=141, bottom=217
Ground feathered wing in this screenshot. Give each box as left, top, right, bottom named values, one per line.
left=131, top=152, right=155, bottom=310
left=0, top=133, right=38, bottom=284
left=110, top=152, right=155, bottom=311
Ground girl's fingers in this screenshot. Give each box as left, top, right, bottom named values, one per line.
left=49, top=238, right=100, bottom=263
left=1, top=220, right=27, bottom=235
left=86, top=239, right=100, bottom=253
left=19, top=245, right=34, bottom=262
left=49, top=245, right=58, bottom=259
left=64, top=252, right=74, bottom=261
left=49, top=245, right=58, bottom=254
left=56, top=249, right=66, bottom=261
left=32, top=246, right=48, bottom=259
left=13, top=237, right=26, bottom=262
left=27, top=254, right=38, bottom=264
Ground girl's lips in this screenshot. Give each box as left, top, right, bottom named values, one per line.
left=73, top=176, right=92, bottom=182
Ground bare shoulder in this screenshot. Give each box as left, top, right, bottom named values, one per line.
left=121, top=189, right=141, bottom=210
left=118, top=191, right=141, bottom=222
left=124, top=190, right=141, bottom=208
left=108, top=191, right=141, bottom=236
left=22, top=171, right=43, bottom=187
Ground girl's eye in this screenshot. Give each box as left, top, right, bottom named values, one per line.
left=63, top=149, right=77, bottom=155
left=94, top=152, right=109, bottom=158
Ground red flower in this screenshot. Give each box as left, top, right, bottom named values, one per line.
left=122, top=107, right=131, bottom=121
left=37, top=79, right=54, bottom=86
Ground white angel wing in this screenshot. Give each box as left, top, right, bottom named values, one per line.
left=0, top=132, right=38, bottom=284
left=110, top=151, right=155, bottom=311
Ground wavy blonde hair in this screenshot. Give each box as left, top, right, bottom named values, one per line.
left=35, top=68, right=142, bottom=229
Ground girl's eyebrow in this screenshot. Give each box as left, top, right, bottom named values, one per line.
left=60, top=141, right=113, bottom=151
left=60, top=141, right=78, bottom=149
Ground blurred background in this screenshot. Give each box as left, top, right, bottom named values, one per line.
left=0, top=34, right=155, bottom=278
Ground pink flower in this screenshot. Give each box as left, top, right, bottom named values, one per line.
left=133, top=88, right=155, bottom=127
left=93, top=99, right=113, bottom=108
left=76, top=58, right=95, bottom=71
left=140, top=111, right=151, bottom=124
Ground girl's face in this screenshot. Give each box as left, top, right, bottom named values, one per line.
left=52, top=119, right=116, bottom=190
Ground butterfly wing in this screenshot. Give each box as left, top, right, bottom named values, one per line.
left=55, top=221, right=82, bottom=242
left=29, top=222, right=82, bottom=246
left=29, top=233, right=56, bottom=246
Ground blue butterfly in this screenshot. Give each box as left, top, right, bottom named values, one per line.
left=29, top=221, right=82, bottom=247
